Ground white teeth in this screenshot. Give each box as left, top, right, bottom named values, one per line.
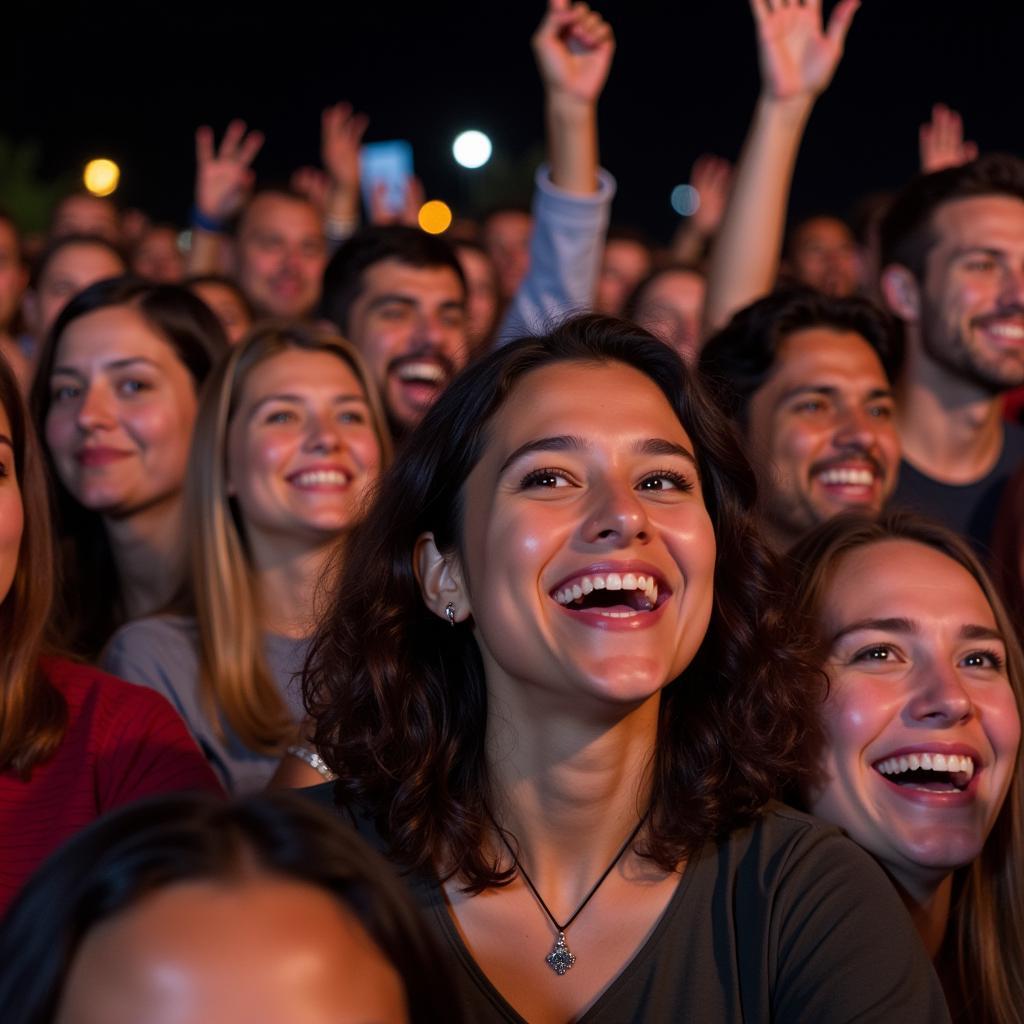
left=987, top=322, right=1024, bottom=339
left=396, top=361, right=445, bottom=383
left=875, top=753, right=975, bottom=778
left=552, top=571, right=664, bottom=609
left=817, top=468, right=875, bottom=486
left=291, top=470, right=349, bottom=487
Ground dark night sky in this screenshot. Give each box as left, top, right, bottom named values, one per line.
left=8, top=1, right=1022, bottom=241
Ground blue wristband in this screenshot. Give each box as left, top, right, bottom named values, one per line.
left=190, top=204, right=226, bottom=234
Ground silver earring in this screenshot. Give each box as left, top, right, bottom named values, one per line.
left=445, top=602, right=456, bottom=627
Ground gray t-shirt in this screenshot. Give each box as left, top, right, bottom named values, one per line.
left=308, top=789, right=949, bottom=1023
left=102, top=615, right=309, bottom=794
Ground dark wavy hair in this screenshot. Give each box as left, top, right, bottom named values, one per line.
left=783, top=511, right=1024, bottom=1024
left=698, top=286, right=902, bottom=428
left=28, top=275, right=228, bottom=658
left=304, top=313, right=824, bottom=891
left=0, top=791, right=461, bottom=1024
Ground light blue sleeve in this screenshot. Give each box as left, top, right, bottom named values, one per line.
left=495, top=164, right=616, bottom=346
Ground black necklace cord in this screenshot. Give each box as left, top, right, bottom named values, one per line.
left=489, top=810, right=649, bottom=934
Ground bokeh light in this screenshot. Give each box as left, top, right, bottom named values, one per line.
left=84, top=158, right=120, bottom=197
left=452, top=130, right=492, bottom=169
left=418, top=200, right=453, bottom=235
left=670, top=184, right=700, bottom=217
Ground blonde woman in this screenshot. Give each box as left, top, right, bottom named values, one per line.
left=103, top=324, right=391, bottom=792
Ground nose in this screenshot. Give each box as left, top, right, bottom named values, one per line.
left=999, top=263, right=1024, bottom=307
left=75, top=382, right=115, bottom=431
left=832, top=403, right=881, bottom=452
left=304, top=411, right=342, bottom=454
left=581, top=477, right=650, bottom=547
left=905, top=661, right=974, bottom=726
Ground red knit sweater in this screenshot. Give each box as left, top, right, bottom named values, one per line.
left=0, top=658, right=222, bottom=916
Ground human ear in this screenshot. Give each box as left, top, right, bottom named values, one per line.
left=414, top=531, right=471, bottom=624
left=880, top=264, right=922, bottom=322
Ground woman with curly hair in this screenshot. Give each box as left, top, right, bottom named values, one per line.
left=304, top=313, right=947, bottom=1022
left=785, top=512, right=1024, bottom=1024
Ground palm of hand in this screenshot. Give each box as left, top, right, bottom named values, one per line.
left=198, top=160, right=251, bottom=220
left=758, top=9, right=842, bottom=100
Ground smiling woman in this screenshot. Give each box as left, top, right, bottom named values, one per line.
left=304, top=313, right=949, bottom=1022
left=784, top=512, right=1024, bottom=1022
left=29, top=276, right=227, bottom=659
left=101, top=323, right=391, bottom=792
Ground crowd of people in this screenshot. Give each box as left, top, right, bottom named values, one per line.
left=0, top=0, right=1022, bottom=1020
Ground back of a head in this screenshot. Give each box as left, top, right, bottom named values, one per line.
left=320, top=225, right=465, bottom=336
left=0, top=791, right=462, bottom=1024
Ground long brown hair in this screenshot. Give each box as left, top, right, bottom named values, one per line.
left=185, top=323, right=391, bottom=753
left=305, top=314, right=824, bottom=891
left=0, top=354, right=65, bottom=777
left=785, top=512, right=1024, bottom=1024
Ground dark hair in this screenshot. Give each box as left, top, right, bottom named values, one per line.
left=0, top=353, right=65, bottom=776
left=320, top=225, right=466, bottom=335
left=28, top=233, right=126, bottom=290
left=880, top=153, right=1024, bottom=279
left=622, top=263, right=706, bottom=321
left=28, top=276, right=229, bottom=658
left=0, top=791, right=462, bottom=1024
left=184, top=272, right=255, bottom=318
left=698, top=287, right=902, bottom=427
left=782, top=511, right=1024, bottom=1024
left=305, top=313, right=823, bottom=891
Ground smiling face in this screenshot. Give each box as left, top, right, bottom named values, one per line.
left=346, top=258, right=467, bottom=435
left=808, top=539, right=1021, bottom=896
left=55, top=875, right=409, bottom=1024
left=0, top=404, right=23, bottom=606
left=746, top=327, right=899, bottom=551
left=236, top=194, right=327, bottom=320
left=44, top=305, right=199, bottom=519
left=451, top=360, right=716, bottom=714
left=919, top=194, right=1024, bottom=392
left=227, top=349, right=382, bottom=563
left=632, top=270, right=706, bottom=365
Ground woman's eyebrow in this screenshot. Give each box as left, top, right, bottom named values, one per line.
left=498, top=434, right=589, bottom=474
left=633, top=437, right=698, bottom=468
left=830, top=617, right=916, bottom=644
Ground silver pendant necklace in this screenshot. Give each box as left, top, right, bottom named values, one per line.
left=491, top=812, right=648, bottom=976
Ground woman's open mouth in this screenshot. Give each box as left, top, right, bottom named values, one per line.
left=550, top=570, right=670, bottom=620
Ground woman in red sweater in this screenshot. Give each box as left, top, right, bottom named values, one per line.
left=0, top=353, right=220, bottom=916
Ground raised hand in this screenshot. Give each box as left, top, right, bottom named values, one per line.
left=531, top=0, right=615, bottom=106
left=690, top=154, right=734, bottom=238
left=321, top=102, right=369, bottom=197
left=291, top=166, right=331, bottom=217
left=194, top=120, right=264, bottom=224
left=919, top=103, right=978, bottom=174
left=750, top=0, right=859, bottom=102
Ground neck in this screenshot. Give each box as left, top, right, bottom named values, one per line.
left=485, top=677, right=662, bottom=904
left=892, top=870, right=953, bottom=960
left=897, top=333, right=1005, bottom=483
left=252, top=536, right=341, bottom=638
left=104, top=497, right=185, bottom=620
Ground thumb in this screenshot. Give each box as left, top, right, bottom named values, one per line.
left=826, top=0, right=860, bottom=49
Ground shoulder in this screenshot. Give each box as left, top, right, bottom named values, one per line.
left=1002, top=421, right=1024, bottom=461
left=41, top=655, right=194, bottom=727
left=100, top=615, right=199, bottom=684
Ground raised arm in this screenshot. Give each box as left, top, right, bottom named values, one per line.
left=702, top=0, right=859, bottom=333
left=188, top=120, right=264, bottom=275
left=532, top=0, right=614, bottom=194
left=671, top=154, right=734, bottom=266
